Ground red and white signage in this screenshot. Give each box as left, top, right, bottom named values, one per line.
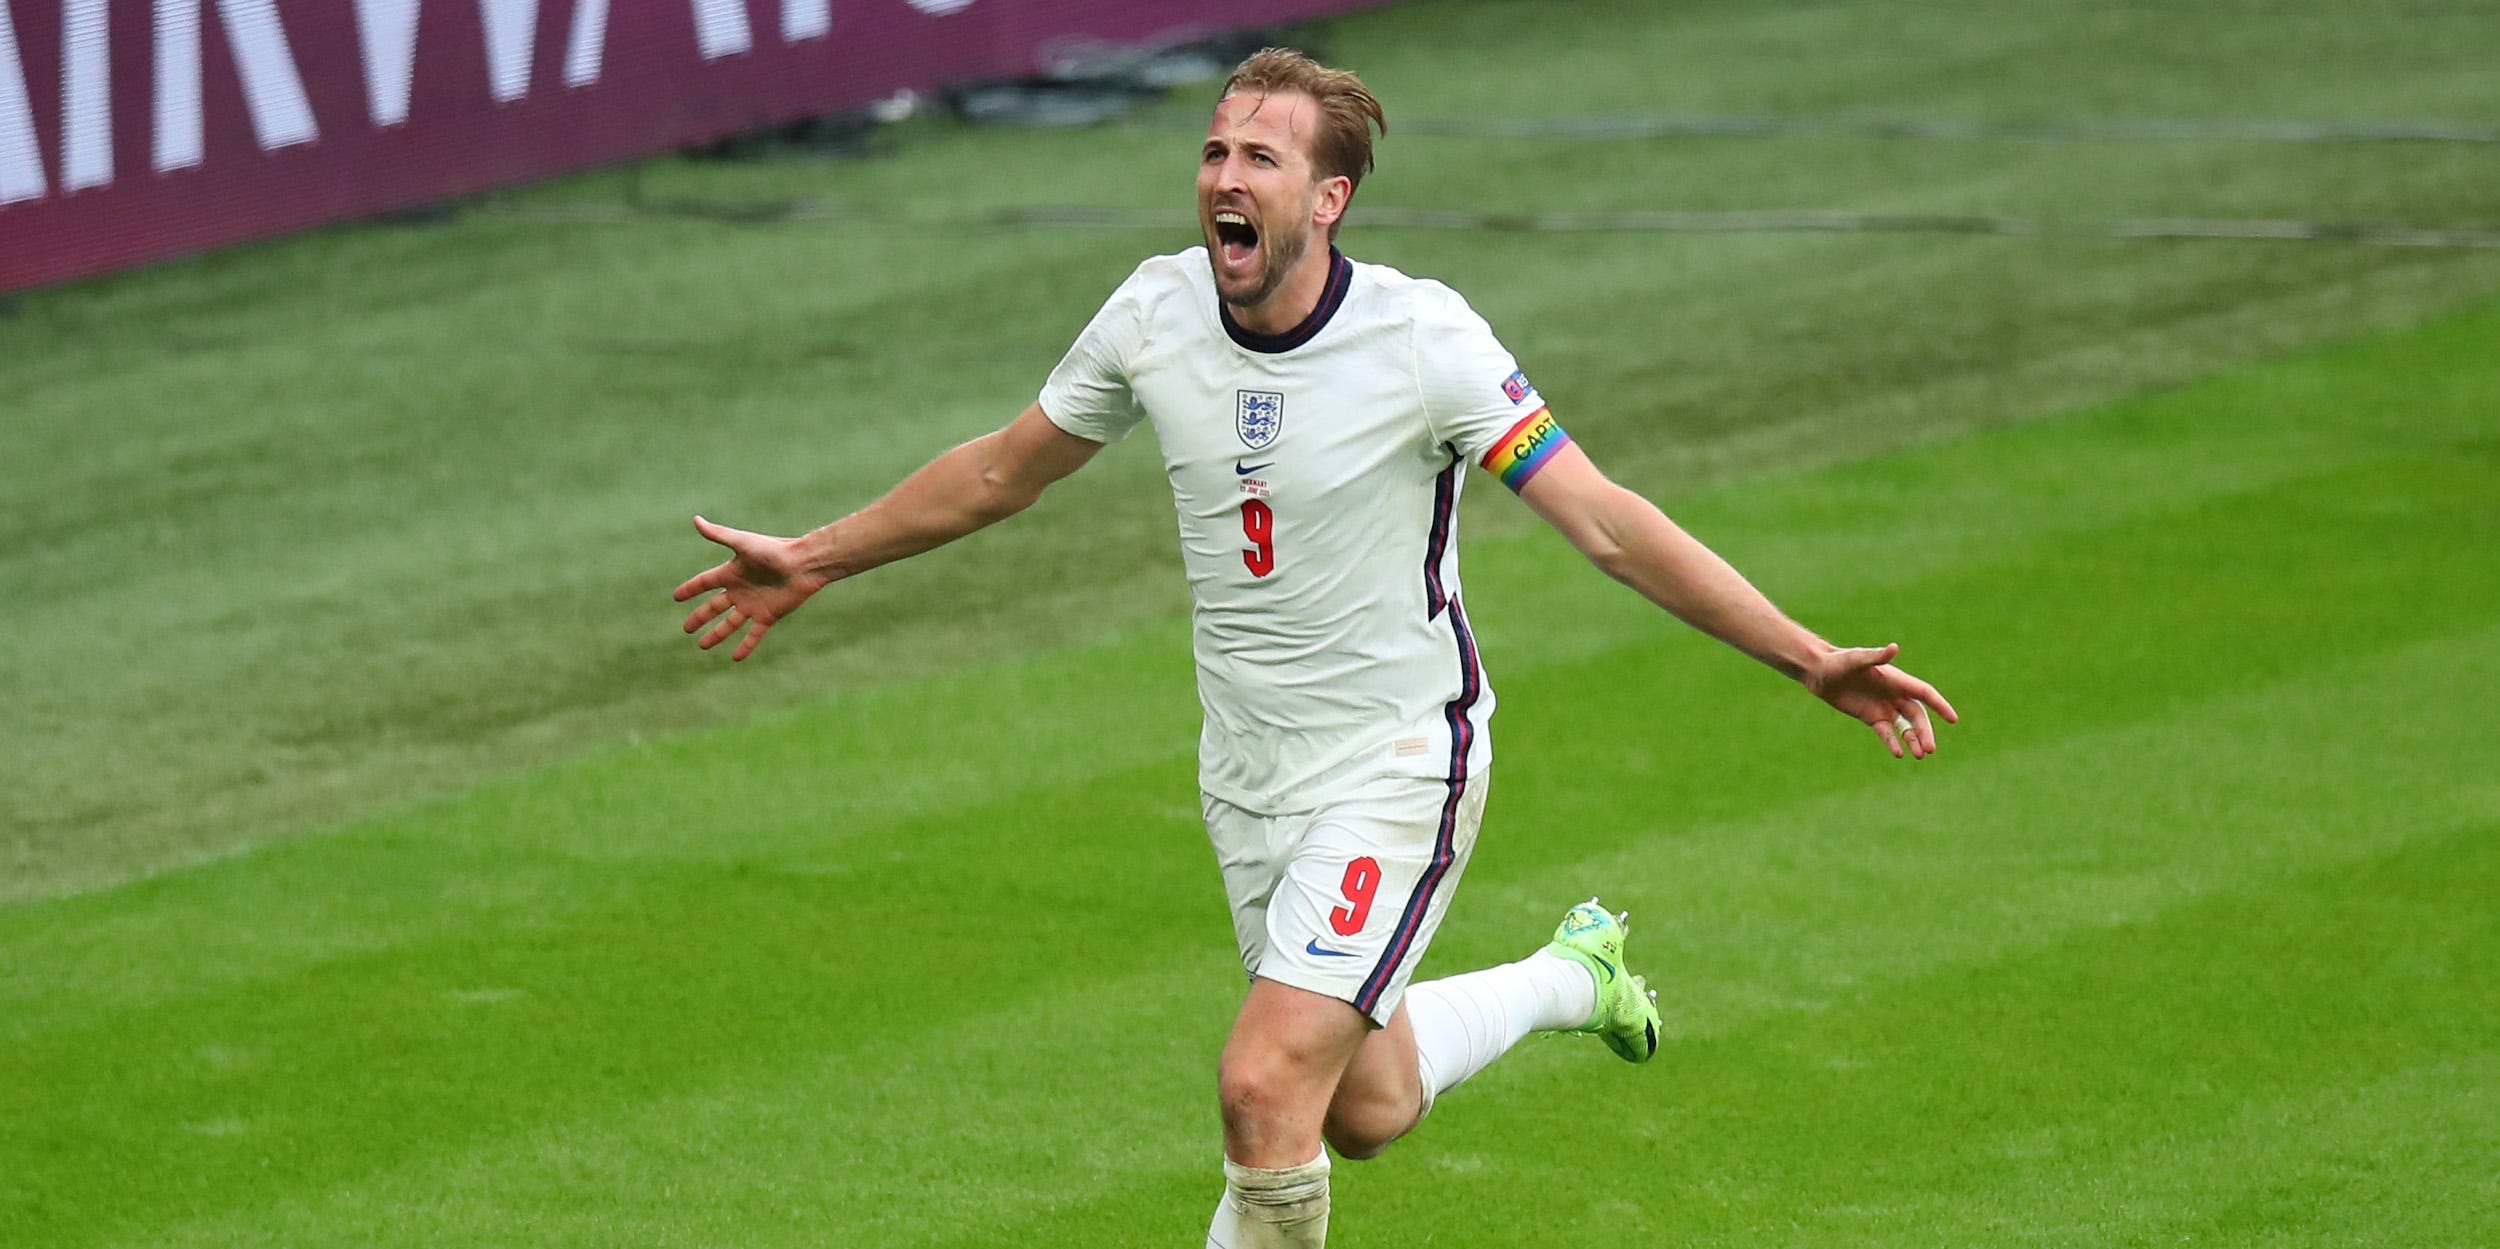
left=1, top=0, right=1387, bottom=294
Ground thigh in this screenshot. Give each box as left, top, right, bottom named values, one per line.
left=1259, top=772, right=1490, bottom=1026
left=1203, top=792, right=1293, bottom=978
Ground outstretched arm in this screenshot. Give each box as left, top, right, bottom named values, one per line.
left=1516, top=443, right=1958, bottom=758
left=674, top=403, right=1103, bottom=660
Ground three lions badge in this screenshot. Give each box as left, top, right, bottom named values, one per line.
left=1236, top=390, right=1284, bottom=450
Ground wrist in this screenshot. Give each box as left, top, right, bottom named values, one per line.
left=1779, top=634, right=1834, bottom=686
left=790, top=523, right=853, bottom=584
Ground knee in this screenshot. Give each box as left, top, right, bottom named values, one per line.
left=1217, top=1052, right=1294, bottom=1135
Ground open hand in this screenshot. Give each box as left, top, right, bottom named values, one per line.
left=1803, top=643, right=1959, bottom=759
left=672, top=516, right=828, bottom=661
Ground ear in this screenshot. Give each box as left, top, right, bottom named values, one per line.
left=1311, top=174, right=1353, bottom=232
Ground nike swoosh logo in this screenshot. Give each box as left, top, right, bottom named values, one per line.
left=1236, top=461, right=1275, bottom=475
left=1590, top=954, right=1617, bottom=983
left=1305, top=938, right=1360, bottom=958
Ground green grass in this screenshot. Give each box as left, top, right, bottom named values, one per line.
left=8, top=0, right=2500, bottom=894
left=5, top=0, right=2500, bottom=1243
left=5, top=286, right=2495, bottom=1247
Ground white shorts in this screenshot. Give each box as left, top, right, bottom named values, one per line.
left=1203, top=770, right=1488, bottom=1026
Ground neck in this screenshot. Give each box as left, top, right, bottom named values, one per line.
left=1229, top=241, right=1337, bottom=336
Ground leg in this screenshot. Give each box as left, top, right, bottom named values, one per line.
left=1280, top=773, right=1490, bottom=1161
left=1323, top=948, right=1600, bottom=1162
left=1320, top=1005, right=1425, bottom=1160
left=1332, top=900, right=1667, bottom=1159
left=1402, top=947, right=1600, bottom=1099
left=1201, top=772, right=1483, bottom=1245
left=1218, top=977, right=1375, bottom=1166
left=1206, top=977, right=1371, bottom=1249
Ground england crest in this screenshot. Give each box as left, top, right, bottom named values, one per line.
left=1236, top=390, right=1285, bottom=450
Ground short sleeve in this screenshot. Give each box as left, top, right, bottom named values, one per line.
left=1413, top=284, right=1571, bottom=492
left=1037, top=267, right=1154, bottom=445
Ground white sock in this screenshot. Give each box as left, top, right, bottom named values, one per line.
left=1405, top=951, right=1597, bottom=1112
left=1205, top=1152, right=1330, bottom=1249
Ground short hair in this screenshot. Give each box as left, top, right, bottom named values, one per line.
left=1220, top=48, right=1388, bottom=229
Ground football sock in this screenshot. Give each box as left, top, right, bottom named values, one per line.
left=1405, top=950, right=1598, bottom=1111
left=1204, top=1151, right=1331, bottom=1249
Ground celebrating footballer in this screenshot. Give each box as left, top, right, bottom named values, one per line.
left=674, top=48, right=1957, bottom=1249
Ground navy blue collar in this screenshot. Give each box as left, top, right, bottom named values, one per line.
left=1220, top=248, right=1353, bottom=354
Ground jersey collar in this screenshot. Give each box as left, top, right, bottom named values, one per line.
left=1219, top=248, right=1353, bottom=354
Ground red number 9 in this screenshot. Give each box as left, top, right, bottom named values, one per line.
left=1330, top=856, right=1381, bottom=936
left=1241, top=499, right=1275, bottom=578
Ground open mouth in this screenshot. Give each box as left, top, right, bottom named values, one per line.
left=1212, top=210, right=1260, bottom=270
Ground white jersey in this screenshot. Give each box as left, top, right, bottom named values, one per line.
left=1038, top=248, right=1571, bottom=813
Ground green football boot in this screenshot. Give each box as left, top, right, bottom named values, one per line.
left=1541, top=898, right=1663, bottom=1063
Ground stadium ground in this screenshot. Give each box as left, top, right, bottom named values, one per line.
left=10, top=0, right=2500, bottom=896
left=5, top=0, right=2497, bottom=1244
left=6, top=292, right=2495, bottom=1246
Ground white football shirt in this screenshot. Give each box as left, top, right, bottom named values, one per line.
left=1038, top=248, right=1571, bottom=813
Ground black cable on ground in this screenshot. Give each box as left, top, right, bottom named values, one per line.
left=486, top=199, right=2500, bottom=250
left=1398, top=114, right=2500, bottom=145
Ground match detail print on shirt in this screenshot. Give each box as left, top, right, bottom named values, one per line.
left=1481, top=407, right=1570, bottom=491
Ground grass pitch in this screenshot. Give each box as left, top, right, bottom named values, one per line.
left=6, top=293, right=2495, bottom=1247
left=9, top=0, right=2500, bottom=895
left=5, top=0, right=2499, bottom=1244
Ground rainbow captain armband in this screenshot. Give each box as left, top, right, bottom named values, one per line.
left=1481, top=407, right=1570, bottom=491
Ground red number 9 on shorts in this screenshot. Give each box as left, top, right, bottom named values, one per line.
left=1330, top=856, right=1381, bottom=936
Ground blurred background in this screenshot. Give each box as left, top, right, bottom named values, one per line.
left=5, top=2, right=2497, bottom=1245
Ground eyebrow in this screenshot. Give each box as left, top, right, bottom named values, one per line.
left=1205, top=136, right=1283, bottom=159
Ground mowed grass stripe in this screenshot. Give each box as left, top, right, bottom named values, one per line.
left=7, top=292, right=2497, bottom=1244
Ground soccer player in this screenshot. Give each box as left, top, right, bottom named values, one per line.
left=674, top=48, right=1956, bottom=1248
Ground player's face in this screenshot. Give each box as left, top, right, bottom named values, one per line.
left=1199, top=90, right=1348, bottom=309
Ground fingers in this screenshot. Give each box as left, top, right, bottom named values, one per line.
left=1874, top=660, right=1958, bottom=723
left=731, top=619, right=771, bottom=662
left=676, top=516, right=750, bottom=601
left=1839, top=642, right=1960, bottom=760
left=1867, top=699, right=1937, bottom=760
left=1916, top=680, right=1960, bottom=725
left=1901, top=701, right=1936, bottom=759
left=697, top=605, right=749, bottom=651
left=682, top=592, right=732, bottom=634
left=683, top=596, right=774, bottom=660
left=692, top=514, right=758, bottom=551
left=1871, top=693, right=1948, bottom=760
left=681, top=519, right=784, bottom=661
left=1862, top=686, right=1940, bottom=760
left=1884, top=668, right=1958, bottom=753
left=1819, top=642, right=1900, bottom=688
left=673, top=563, right=730, bottom=603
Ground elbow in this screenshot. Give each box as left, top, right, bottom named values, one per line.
left=1586, top=542, right=1640, bottom=588
left=1580, top=535, right=1623, bottom=573
left=972, top=464, right=1041, bottom=523
left=1576, top=485, right=1659, bottom=586
left=1576, top=520, right=1635, bottom=583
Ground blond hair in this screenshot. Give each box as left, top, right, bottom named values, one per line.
left=1221, top=48, right=1387, bottom=237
